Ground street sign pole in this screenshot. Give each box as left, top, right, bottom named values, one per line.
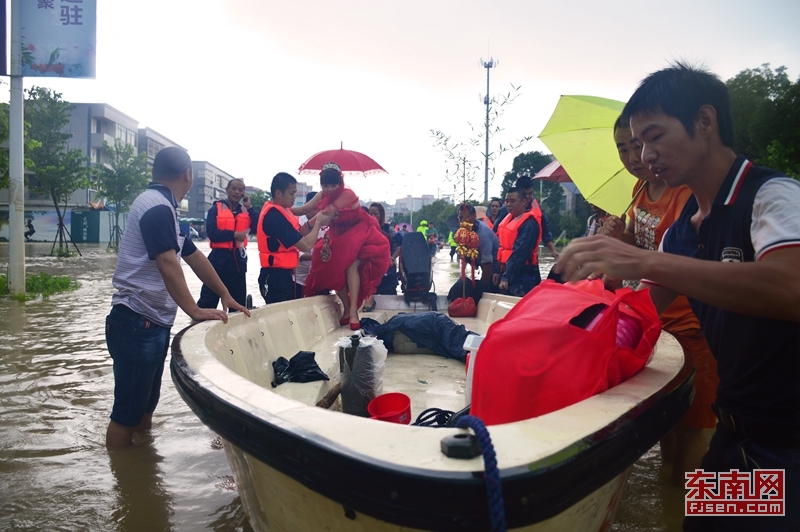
left=8, top=0, right=25, bottom=295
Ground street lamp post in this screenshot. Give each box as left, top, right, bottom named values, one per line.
left=480, top=57, right=497, bottom=203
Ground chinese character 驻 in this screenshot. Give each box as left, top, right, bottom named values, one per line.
left=60, top=5, right=83, bottom=25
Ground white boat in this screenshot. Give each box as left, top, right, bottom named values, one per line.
left=171, top=293, right=692, bottom=531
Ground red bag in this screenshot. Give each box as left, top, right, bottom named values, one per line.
left=470, top=279, right=661, bottom=425
left=448, top=297, right=477, bottom=317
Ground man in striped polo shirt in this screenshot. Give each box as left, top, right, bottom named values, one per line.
left=105, top=147, right=250, bottom=448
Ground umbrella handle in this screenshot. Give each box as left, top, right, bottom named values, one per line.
left=620, top=181, right=648, bottom=218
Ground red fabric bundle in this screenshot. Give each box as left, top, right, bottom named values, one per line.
left=448, top=297, right=477, bottom=317
left=470, top=279, right=661, bottom=425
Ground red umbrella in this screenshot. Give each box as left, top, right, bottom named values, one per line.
left=298, top=143, right=387, bottom=177
left=532, top=161, right=572, bottom=183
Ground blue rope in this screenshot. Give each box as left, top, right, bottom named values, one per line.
left=456, top=415, right=506, bottom=532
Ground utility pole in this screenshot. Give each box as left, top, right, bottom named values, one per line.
left=8, top=0, right=26, bottom=295
left=480, top=57, right=497, bottom=203
left=462, top=156, right=467, bottom=203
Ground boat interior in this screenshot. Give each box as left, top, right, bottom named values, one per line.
left=203, top=294, right=514, bottom=417
left=174, top=291, right=691, bottom=476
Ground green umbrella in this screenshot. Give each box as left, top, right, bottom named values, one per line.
left=539, top=95, right=638, bottom=217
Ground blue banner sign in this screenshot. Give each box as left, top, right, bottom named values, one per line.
left=20, top=0, right=96, bottom=78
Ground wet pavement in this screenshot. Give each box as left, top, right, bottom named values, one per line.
left=0, top=241, right=681, bottom=531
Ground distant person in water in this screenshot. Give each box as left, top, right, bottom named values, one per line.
left=105, top=147, right=250, bottom=449
left=24, top=219, right=35, bottom=241
left=493, top=187, right=542, bottom=296
left=485, top=198, right=502, bottom=228
left=197, top=178, right=258, bottom=311
left=493, top=176, right=559, bottom=260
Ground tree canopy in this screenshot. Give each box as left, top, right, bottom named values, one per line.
left=500, top=151, right=552, bottom=198
left=248, top=189, right=271, bottom=213
left=727, top=64, right=800, bottom=178
left=499, top=150, right=592, bottom=241
left=95, top=138, right=150, bottom=250
left=0, top=103, right=40, bottom=191
left=397, top=199, right=458, bottom=238
left=25, top=86, right=89, bottom=254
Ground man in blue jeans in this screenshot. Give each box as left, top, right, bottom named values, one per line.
left=557, top=63, right=800, bottom=531
left=105, top=147, right=249, bottom=448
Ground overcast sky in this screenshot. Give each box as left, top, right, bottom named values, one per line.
left=6, top=0, right=800, bottom=203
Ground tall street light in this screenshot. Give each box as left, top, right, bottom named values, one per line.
left=480, top=57, right=497, bottom=203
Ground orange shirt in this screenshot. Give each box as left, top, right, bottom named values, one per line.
left=627, top=182, right=698, bottom=333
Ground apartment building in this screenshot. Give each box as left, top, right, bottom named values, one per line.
left=66, top=103, right=140, bottom=207
left=0, top=102, right=203, bottom=242
left=189, top=161, right=238, bottom=220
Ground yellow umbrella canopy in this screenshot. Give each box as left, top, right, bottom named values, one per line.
left=539, top=95, right=637, bottom=217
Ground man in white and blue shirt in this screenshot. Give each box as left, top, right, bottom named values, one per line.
left=557, top=64, right=800, bottom=531
left=105, top=147, right=249, bottom=448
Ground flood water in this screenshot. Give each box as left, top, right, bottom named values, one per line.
left=0, top=241, right=685, bottom=531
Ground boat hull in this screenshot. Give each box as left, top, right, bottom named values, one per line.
left=222, top=435, right=632, bottom=531
left=171, top=294, right=693, bottom=531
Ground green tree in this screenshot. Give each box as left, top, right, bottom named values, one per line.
left=413, top=199, right=457, bottom=238
left=94, top=138, right=150, bottom=251
left=727, top=64, right=800, bottom=179
left=500, top=151, right=552, bottom=198
left=0, top=102, right=41, bottom=191
left=25, top=86, right=89, bottom=256
left=248, top=189, right=271, bottom=213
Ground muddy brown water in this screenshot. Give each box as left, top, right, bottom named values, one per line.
left=0, top=242, right=684, bottom=531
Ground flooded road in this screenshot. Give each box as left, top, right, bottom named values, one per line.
left=0, top=241, right=684, bottom=531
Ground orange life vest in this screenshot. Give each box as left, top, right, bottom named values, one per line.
left=497, top=208, right=543, bottom=266
left=257, top=202, right=300, bottom=269
left=209, top=201, right=252, bottom=249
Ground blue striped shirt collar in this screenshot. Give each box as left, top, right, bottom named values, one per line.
left=147, top=182, right=178, bottom=208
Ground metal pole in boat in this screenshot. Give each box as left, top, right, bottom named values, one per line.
left=7, top=0, right=26, bottom=295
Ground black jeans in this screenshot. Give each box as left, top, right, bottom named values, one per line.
left=197, top=269, right=246, bottom=310
left=259, top=267, right=296, bottom=305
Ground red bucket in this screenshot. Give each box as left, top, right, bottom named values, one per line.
left=368, top=392, right=411, bottom=424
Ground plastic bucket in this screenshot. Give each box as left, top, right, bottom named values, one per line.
left=368, top=392, right=411, bottom=424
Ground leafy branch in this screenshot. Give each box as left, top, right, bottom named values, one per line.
left=431, top=83, right=532, bottom=202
